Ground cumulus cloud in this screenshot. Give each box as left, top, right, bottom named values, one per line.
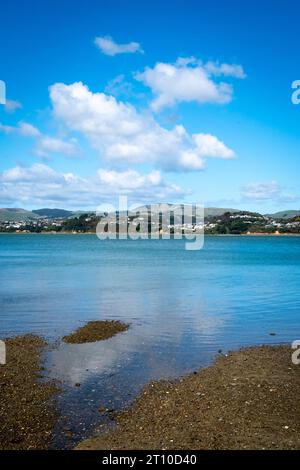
left=94, top=36, right=143, bottom=56
left=2, top=163, right=60, bottom=183
left=0, top=121, right=40, bottom=136
left=193, top=133, right=234, bottom=159
left=0, top=163, right=185, bottom=208
left=242, top=181, right=299, bottom=203
left=135, top=58, right=245, bottom=111
left=0, top=120, right=79, bottom=158
left=98, top=168, right=163, bottom=190
left=49, top=81, right=235, bottom=171
left=0, top=121, right=32, bottom=135
left=35, top=136, right=79, bottom=158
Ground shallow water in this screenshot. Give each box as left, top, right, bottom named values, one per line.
left=0, top=234, right=299, bottom=447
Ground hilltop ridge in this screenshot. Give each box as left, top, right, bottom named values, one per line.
left=2, top=205, right=299, bottom=222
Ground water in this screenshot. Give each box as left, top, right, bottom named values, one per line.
left=0, top=234, right=300, bottom=447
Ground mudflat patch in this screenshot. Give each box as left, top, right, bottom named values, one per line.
left=0, top=334, right=58, bottom=450
left=62, top=320, right=129, bottom=344
left=77, top=345, right=300, bottom=450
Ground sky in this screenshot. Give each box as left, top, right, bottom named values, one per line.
left=0, top=0, right=300, bottom=212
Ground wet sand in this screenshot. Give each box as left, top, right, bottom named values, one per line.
left=1, top=333, right=299, bottom=450
left=0, top=335, right=58, bottom=450
left=62, top=320, right=129, bottom=344
left=77, top=345, right=300, bottom=450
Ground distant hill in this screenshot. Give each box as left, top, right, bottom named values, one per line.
left=32, top=208, right=74, bottom=219
left=265, top=210, right=300, bottom=219
left=71, top=210, right=95, bottom=218
left=2, top=206, right=299, bottom=223
left=0, top=208, right=39, bottom=222
left=204, top=207, right=241, bottom=217
left=134, top=205, right=242, bottom=218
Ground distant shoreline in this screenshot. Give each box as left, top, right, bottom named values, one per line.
left=1, top=232, right=300, bottom=237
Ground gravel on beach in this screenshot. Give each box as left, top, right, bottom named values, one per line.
left=0, top=334, right=58, bottom=450
left=62, top=320, right=129, bottom=344
left=77, top=345, right=300, bottom=450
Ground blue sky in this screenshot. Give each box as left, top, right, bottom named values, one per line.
left=0, top=0, right=299, bottom=212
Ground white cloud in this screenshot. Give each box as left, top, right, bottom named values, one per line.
left=35, top=136, right=79, bottom=157
left=2, top=163, right=60, bottom=183
left=193, top=133, right=235, bottom=159
left=98, top=168, right=171, bottom=191
left=204, top=61, right=246, bottom=78
left=242, top=181, right=299, bottom=203
left=49, top=82, right=235, bottom=171
left=94, top=36, right=143, bottom=56
left=0, top=120, right=79, bottom=158
left=4, top=99, right=22, bottom=113
left=0, top=164, right=185, bottom=208
left=0, top=120, right=39, bottom=136
left=135, top=58, right=245, bottom=111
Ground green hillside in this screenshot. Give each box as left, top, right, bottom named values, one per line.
left=0, top=208, right=39, bottom=222
left=32, top=208, right=74, bottom=218
left=134, top=205, right=242, bottom=218
left=265, top=210, right=300, bottom=219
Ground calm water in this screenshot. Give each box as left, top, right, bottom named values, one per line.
left=0, top=234, right=300, bottom=447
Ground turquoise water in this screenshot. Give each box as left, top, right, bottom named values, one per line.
left=0, top=234, right=300, bottom=447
